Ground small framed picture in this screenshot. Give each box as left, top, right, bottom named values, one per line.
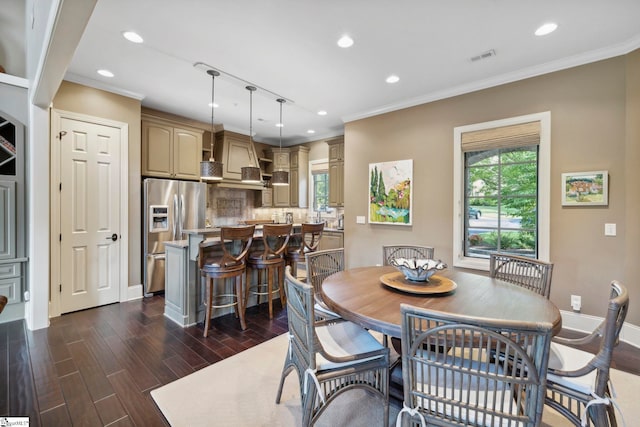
left=561, top=170, right=608, bottom=206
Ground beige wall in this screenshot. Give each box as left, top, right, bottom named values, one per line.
left=52, top=81, right=142, bottom=288
left=624, top=50, right=640, bottom=326
left=345, top=53, right=639, bottom=326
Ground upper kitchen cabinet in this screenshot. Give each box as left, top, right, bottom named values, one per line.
left=214, top=130, right=261, bottom=182
left=142, top=116, right=203, bottom=180
left=266, top=147, right=290, bottom=207
left=328, top=138, right=344, bottom=162
left=327, top=137, right=344, bottom=207
left=289, top=146, right=309, bottom=208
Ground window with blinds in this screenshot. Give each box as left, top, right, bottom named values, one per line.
left=453, top=112, right=550, bottom=269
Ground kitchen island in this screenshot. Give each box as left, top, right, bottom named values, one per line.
left=165, top=225, right=344, bottom=327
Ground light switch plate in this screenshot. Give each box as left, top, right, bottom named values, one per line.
left=356, top=215, right=366, bottom=224
left=604, top=223, right=616, bottom=236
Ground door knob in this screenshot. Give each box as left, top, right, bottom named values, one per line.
left=106, top=233, right=118, bottom=242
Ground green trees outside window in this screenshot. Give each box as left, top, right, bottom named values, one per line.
left=313, top=172, right=328, bottom=211
left=464, top=146, right=538, bottom=258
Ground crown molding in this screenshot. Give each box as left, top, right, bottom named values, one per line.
left=343, top=35, right=640, bottom=124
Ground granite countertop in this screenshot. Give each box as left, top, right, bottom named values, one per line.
left=164, top=239, right=188, bottom=248
left=182, top=224, right=343, bottom=235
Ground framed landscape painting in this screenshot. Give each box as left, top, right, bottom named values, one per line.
left=369, top=159, right=412, bottom=225
left=561, top=170, right=608, bottom=206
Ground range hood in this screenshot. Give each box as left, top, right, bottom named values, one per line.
left=207, top=130, right=265, bottom=191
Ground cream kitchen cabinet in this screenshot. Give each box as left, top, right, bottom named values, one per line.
left=289, top=146, right=309, bottom=208
left=327, top=137, right=344, bottom=207
left=255, top=187, right=273, bottom=207
left=267, top=148, right=290, bottom=207
left=142, top=119, right=203, bottom=180
left=318, top=230, right=344, bottom=251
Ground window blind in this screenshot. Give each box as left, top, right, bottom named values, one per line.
left=461, top=121, right=540, bottom=152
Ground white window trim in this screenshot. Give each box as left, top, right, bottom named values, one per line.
left=453, top=111, right=551, bottom=271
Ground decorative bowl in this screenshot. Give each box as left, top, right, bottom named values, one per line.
left=389, top=258, right=447, bottom=282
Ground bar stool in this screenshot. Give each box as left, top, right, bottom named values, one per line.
left=199, top=225, right=255, bottom=337
left=245, top=223, right=292, bottom=319
left=285, top=222, right=324, bottom=279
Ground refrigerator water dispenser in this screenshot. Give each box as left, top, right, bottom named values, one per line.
left=149, top=205, right=169, bottom=232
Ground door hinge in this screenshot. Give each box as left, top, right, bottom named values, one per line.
left=59, top=182, right=62, bottom=192
left=59, top=234, right=62, bottom=242
left=59, top=284, right=62, bottom=293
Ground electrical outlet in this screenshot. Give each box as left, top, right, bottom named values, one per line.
left=571, top=294, right=581, bottom=311
left=356, top=216, right=366, bottom=224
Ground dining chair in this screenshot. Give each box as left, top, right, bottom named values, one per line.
left=245, top=223, right=292, bottom=319
left=490, top=253, right=554, bottom=298
left=396, top=303, right=553, bottom=427
left=382, top=245, right=435, bottom=266
left=275, top=266, right=390, bottom=427
left=304, top=248, right=344, bottom=322
left=285, top=222, right=324, bottom=279
left=198, top=225, right=255, bottom=337
left=545, top=280, right=629, bottom=427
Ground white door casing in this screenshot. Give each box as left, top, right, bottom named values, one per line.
left=50, top=110, right=129, bottom=316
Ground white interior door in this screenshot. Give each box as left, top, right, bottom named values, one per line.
left=59, top=117, right=121, bottom=313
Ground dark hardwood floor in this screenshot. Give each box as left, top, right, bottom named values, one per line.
left=0, top=296, right=288, bottom=426
left=0, top=296, right=638, bottom=426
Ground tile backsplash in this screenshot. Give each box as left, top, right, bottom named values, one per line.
left=206, top=186, right=343, bottom=227
left=206, top=187, right=255, bottom=226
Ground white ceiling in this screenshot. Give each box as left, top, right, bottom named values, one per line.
left=66, top=0, right=640, bottom=146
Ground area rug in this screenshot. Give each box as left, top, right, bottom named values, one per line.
left=151, top=333, right=638, bottom=426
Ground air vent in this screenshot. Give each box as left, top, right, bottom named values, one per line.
left=471, top=49, right=496, bottom=62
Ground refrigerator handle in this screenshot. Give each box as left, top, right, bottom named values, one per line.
left=173, top=194, right=179, bottom=240
left=180, top=194, right=186, bottom=238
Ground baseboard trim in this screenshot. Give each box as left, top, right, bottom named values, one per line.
left=127, top=284, right=144, bottom=301
left=560, top=309, right=640, bottom=349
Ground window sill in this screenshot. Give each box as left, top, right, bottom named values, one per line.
left=453, top=256, right=490, bottom=272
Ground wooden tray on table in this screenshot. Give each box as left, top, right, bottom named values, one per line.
left=380, top=271, right=457, bottom=295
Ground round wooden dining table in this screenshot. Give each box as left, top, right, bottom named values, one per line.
left=320, top=266, right=562, bottom=339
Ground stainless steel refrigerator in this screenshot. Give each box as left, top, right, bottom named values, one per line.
left=143, top=178, right=206, bottom=294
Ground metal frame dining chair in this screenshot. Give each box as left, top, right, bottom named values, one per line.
left=490, top=253, right=554, bottom=298
left=199, top=225, right=255, bottom=337
left=382, top=245, right=435, bottom=266
left=545, top=281, right=629, bottom=427
left=276, top=267, right=389, bottom=427
left=396, top=303, right=553, bottom=427
left=304, top=248, right=344, bottom=322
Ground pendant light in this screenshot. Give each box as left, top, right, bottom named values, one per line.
left=271, top=98, right=289, bottom=186
left=241, top=85, right=262, bottom=183
left=200, top=69, right=223, bottom=181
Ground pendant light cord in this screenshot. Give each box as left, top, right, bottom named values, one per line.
left=278, top=99, right=284, bottom=154
left=210, top=71, right=216, bottom=160
left=246, top=85, right=257, bottom=167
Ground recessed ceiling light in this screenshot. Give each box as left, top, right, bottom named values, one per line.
left=317, top=110, right=327, bottom=116
left=208, top=102, right=219, bottom=108
left=307, top=129, right=315, bottom=134
left=386, top=75, right=400, bottom=84
left=337, top=35, right=354, bottom=48
left=535, top=22, right=558, bottom=36
left=123, top=31, right=144, bottom=43
left=97, top=69, right=114, bottom=78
